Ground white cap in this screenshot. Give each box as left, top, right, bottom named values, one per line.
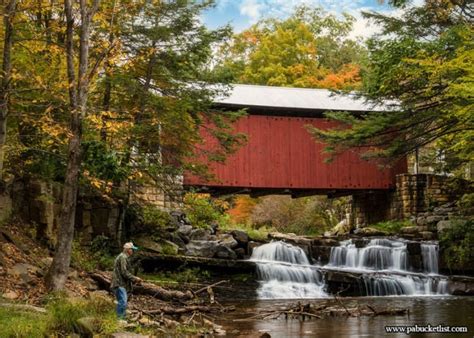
left=123, top=242, right=138, bottom=250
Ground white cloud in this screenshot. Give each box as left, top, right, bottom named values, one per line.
left=240, top=0, right=264, bottom=23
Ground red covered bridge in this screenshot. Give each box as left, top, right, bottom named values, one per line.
left=184, top=84, right=407, bottom=196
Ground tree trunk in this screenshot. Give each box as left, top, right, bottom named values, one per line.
left=0, top=0, right=17, bottom=179
left=46, top=0, right=100, bottom=291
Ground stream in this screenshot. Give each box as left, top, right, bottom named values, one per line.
left=215, top=239, right=473, bottom=337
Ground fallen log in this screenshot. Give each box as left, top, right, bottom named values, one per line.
left=0, top=302, right=47, bottom=313
left=142, top=305, right=223, bottom=315
left=89, top=271, right=193, bottom=301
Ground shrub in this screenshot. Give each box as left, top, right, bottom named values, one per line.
left=439, top=219, right=474, bottom=272
left=183, top=193, right=230, bottom=229
left=370, top=220, right=412, bottom=234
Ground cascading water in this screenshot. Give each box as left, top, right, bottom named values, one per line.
left=250, top=239, right=450, bottom=299
left=328, top=238, right=408, bottom=271
left=250, top=241, right=327, bottom=299
left=421, top=243, right=439, bottom=274
left=327, top=238, right=449, bottom=296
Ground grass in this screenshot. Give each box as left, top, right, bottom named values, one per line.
left=369, top=220, right=413, bottom=234
left=144, top=267, right=211, bottom=285
left=219, top=222, right=273, bottom=242
left=0, top=306, right=49, bottom=338
left=0, top=293, right=120, bottom=337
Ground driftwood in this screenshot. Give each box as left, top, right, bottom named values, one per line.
left=140, top=304, right=234, bottom=315
left=236, top=301, right=409, bottom=322
left=89, top=271, right=193, bottom=301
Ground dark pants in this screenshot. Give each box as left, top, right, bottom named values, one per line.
left=114, top=287, right=127, bottom=319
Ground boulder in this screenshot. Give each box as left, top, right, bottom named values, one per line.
left=437, top=220, right=453, bottom=233
left=185, top=240, right=219, bottom=258
left=214, top=245, right=237, bottom=260
left=406, top=242, right=421, bottom=255
left=168, top=232, right=186, bottom=249
left=353, top=238, right=369, bottom=248
left=2, top=290, right=19, bottom=300
left=217, top=233, right=238, bottom=249
left=234, top=247, right=246, bottom=259
left=268, top=232, right=311, bottom=246
left=189, top=228, right=213, bottom=241
left=231, top=230, right=249, bottom=245
left=177, top=224, right=193, bottom=237
left=75, top=317, right=101, bottom=337
left=399, top=226, right=420, bottom=235
left=134, top=237, right=179, bottom=255
left=425, top=216, right=445, bottom=224
left=353, top=227, right=388, bottom=236
left=310, top=246, right=332, bottom=265
left=248, top=241, right=260, bottom=256
left=312, top=238, right=339, bottom=247
left=420, top=231, right=435, bottom=240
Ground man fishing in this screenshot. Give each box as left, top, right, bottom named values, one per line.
left=111, top=242, right=143, bottom=320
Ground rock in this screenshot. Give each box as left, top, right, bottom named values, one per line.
left=168, top=232, right=186, bottom=249
left=214, top=245, right=237, bottom=260
left=399, top=226, right=420, bottom=235
left=312, top=238, right=339, bottom=247
left=425, top=216, right=444, bottom=224
left=177, top=224, right=193, bottom=237
left=268, top=232, right=311, bottom=246
left=185, top=240, right=219, bottom=258
left=75, top=317, right=101, bottom=337
left=111, top=333, right=150, bottom=338
left=420, top=231, right=435, bottom=240
left=310, top=246, right=332, bottom=264
left=189, top=228, right=212, bottom=241
left=217, top=233, right=238, bottom=249
left=234, top=247, right=246, bottom=258
left=248, top=241, right=260, bottom=255
left=353, top=239, right=369, bottom=248
left=331, top=219, right=352, bottom=235
left=231, top=230, right=249, bottom=245
left=353, top=227, right=388, bottom=236
left=437, top=220, right=453, bottom=233
left=68, top=270, right=79, bottom=280
left=2, top=290, right=19, bottom=300
left=406, top=242, right=421, bottom=255
left=134, top=237, right=179, bottom=255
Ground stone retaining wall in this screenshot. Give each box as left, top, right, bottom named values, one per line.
left=351, top=174, right=471, bottom=227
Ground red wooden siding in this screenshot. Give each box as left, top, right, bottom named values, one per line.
left=184, top=115, right=407, bottom=190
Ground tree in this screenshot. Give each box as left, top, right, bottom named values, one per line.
left=308, top=0, right=473, bottom=172
left=0, top=0, right=17, bottom=178
left=215, top=6, right=366, bottom=90
left=46, top=0, right=100, bottom=291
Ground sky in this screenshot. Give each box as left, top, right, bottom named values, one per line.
left=201, top=0, right=398, bottom=39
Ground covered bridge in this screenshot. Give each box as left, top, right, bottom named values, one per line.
left=184, top=84, right=407, bottom=197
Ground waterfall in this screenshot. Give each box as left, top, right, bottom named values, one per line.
left=328, top=238, right=408, bottom=271
left=250, top=239, right=449, bottom=299
left=421, top=243, right=439, bottom=274
left=327, top=238, right=448, bottom=296
left=250, top=242, right=327, bottom=299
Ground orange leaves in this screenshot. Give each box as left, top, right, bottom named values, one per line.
left=227, top=195, right=257, bottom=224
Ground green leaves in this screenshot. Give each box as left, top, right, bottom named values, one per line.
left=310, top=1, right=474, bottom=172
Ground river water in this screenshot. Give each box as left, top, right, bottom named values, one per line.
left=216, top=296, right=474, bottom=337
left=212, top=240, right=473, bottom=337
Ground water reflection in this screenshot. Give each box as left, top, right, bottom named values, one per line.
left=217, top=297, right=474, bottom=337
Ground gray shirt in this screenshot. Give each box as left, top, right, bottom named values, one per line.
left=111, top=252, right=138, bottom=291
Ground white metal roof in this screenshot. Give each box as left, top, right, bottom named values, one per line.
left=214, top=84, right=389, bottom=112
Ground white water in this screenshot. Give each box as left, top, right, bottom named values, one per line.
left=328, top=238, right=408, bottom=271
left=251, top=239, right=450, bottom=299
left=421, top=243, right=439, bottom=274
left=250, top=242, right=327, bottom=299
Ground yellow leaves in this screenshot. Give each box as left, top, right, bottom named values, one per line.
left=82, top=170, right=114, bottom=195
